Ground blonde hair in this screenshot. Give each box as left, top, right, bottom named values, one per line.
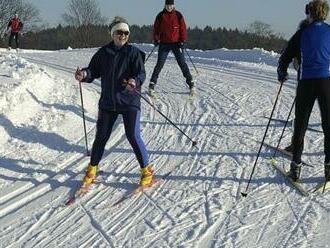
left=309, top=0, right=329, bottom=21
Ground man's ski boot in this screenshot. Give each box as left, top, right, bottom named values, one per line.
left=188, top=80, right=196, bottom=96
left=189, top=85, right=196, bottom=97
left=284, top=144, right=293, bottom=153
left=140, top=165, right=154, bottom=187
left=325, top=162, right=330, bottom=182
left=148, top=83, right=156, bottom=98
left=288, top=161, right=302, bottom=182
left=82, top=164, right=98, bottom=188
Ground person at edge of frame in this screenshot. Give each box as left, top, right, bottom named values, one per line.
left=277, top=0, right=330, bottom=183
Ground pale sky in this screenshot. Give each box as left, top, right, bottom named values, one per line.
left=31, top=0, right=329, bottom=38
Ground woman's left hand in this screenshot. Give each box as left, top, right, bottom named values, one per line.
left=124, top=78, right=136, bottom=91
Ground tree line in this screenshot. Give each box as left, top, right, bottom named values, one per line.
left=0, top=0, right=286, bottom=52
left=0, top=24, right=286, bottom=52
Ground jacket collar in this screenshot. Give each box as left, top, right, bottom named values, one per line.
left=162, top=8, right=176, bottom=14
left=105, top=41, right=128, bottom=55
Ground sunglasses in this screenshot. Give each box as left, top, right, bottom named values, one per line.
left=115, top=30, right=130, bottom=36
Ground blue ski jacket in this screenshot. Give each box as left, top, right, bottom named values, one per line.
left=83, top=42, right=146, bottom=111
left=278, top=21, right=330, bottom=80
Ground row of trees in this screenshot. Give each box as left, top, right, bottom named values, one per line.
left=0, top=0, right=287, bottom=52
left=0, top=24, right=286, bottom=52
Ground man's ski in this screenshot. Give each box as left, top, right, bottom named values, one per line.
left=263, top=116, right=322, bottom=133
left=263, top=142, right=313, bottom=168
left=311, top=181, right=330, bottom=193
left=270, top=159, right=309, bottom=196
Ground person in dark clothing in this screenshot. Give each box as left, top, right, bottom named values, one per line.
left=284, top=4, right=313, bottom=153
left=277, top=0, right=330, bottom=182
left=149, top=0, right=195, bottom=96
left=75, top=16, right=154, bottom=188
left=7, top=14, right=23, bottom=49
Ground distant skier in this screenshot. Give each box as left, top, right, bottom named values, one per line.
left=149, top=0, right=195, bottom=97
left=75, top=16, right=154, bottom=189
left=7, top=13, right=23, bottom=50
left=277, top=0, right=330, bottom=182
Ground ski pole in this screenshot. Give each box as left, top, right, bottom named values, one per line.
left=184, top=48, right=199, bottom=75
left=134, top=89, right=197, bottom=147
left=272, top=97, right=295, bottom=158
left=241, top=82, right=284, bottom=197
left=78, top=81, right=90, bottom=156
left=145, top=45, right=157, bottom=64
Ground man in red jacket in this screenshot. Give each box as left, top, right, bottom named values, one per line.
left=7, top=14, right=23, bottom=50
left=149, top=0, right=195, bottom=96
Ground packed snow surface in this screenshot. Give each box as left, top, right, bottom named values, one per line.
left=0, top=44, right=329, bottom=248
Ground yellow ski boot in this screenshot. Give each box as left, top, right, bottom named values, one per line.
left=140, top=165, right=154, bottom=187
left=82, top=164, right=98, bottom=187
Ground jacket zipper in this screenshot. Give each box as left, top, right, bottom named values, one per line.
left=111, top=53, right=118, bottom=111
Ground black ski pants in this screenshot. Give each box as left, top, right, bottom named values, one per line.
left=90, top=109, right=149, bottom=168
left=292, top=78, right=330, bottom=164
left=150, top=43, right=193, bottom=87
left=8, top=32, right=19, bottom=48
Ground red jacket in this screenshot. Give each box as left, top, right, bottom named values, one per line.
left=153, top=9, right=187, bottom=43
left=8, top=17, right=23, bottom=33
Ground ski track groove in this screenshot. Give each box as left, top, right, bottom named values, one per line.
left=7, top=206, right=55, bottom=248
left=197, top=63, right=298, bottom=92
left=0, top=127, right=126, bottom=238
left=111, top=202, right=150, bottom=238
left=197, top=70, right=277, bottom=123
left=194, top=157, right=245, bottom=247
left=235, top=163, right=246, bottom=201
left=23, top=206, right=81, bottom=247
left=78, top=203, right=115, bottom=247
left=254, top=199, right=281, bottom=246
left=79, top=233, right=99, bottom=248
left=0, top=122, right=96, bottom=206
left=22, top=55, right=102, bottom=93
left=162, top=62, right=283, bottom=246
left=105, top=171, right=176, bottom=234
left=280, top=198, right=313, bottom=247
left=0, top=165, right=82, bottom=219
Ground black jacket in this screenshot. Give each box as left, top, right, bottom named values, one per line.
left=83, top=42, right=146, bottom=111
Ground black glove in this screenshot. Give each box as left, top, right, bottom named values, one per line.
left=154, top=40, right=160, bottom=47
left=277, top=69, right=288, bottom=83
left=178, top=42, right=185, bottom=49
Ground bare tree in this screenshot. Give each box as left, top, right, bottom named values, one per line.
left=62, top=0, right=108, bottom=47
left=246, top=20, right=275, bottom=38
left=0, top=0, right=41, bottom=38
left=62, top=0, right=107, bottom=26
left=17, top=2, right=42, bottom=32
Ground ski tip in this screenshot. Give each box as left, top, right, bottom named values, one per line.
left=241, top=192, right=248, bottom=197
left=65, top=197, right=76, bottom=206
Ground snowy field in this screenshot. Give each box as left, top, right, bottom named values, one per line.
left=0, top=44, right=329, bottom=248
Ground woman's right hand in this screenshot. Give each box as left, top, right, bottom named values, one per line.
left=75, top=67, right=87, bottom=82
